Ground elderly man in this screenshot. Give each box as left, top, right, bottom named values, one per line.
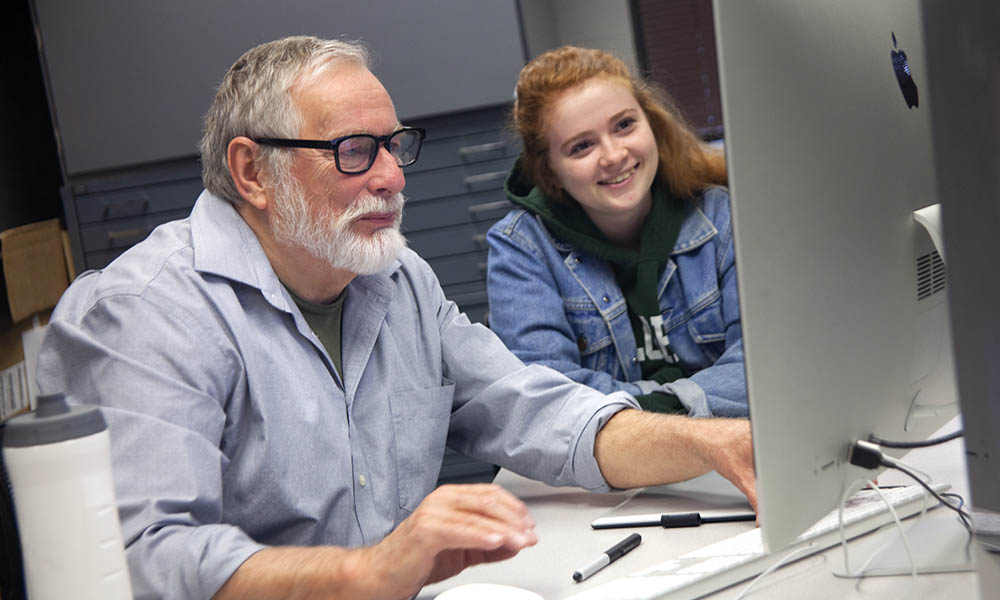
left=36, top=36, right=755, bottom=599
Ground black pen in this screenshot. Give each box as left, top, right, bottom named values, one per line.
left=572, top=533, right=642, bottom=582
left=591, top=510, right=756, bottom=530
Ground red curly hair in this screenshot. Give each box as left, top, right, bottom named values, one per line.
left=513, top=46, right=726, bottom=202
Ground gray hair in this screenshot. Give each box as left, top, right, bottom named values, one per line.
left=200, top=36, right=371, bottom=205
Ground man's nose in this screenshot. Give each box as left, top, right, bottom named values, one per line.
left=365, top=146, right=406, bottom=197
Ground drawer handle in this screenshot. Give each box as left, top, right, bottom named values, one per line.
left=101, top=198, right=149, bottom=220
left=106, top=227, right=149, bottom=246
left=463, top=171, right=508, bottom=187
left=458, top=141, right=507, bottom=159
left=467, top=200, right=512, bottom=217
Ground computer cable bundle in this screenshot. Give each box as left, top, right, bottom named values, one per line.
left=737, top=436, right=969, bottom=596
left=834, top=436, right=974, bottom=580
left=849, top=439, right=972, bottom=531
left=835, top=478, right=925, bottom=579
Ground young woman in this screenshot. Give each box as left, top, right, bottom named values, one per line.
left=486, top=46, right=747, bottom=417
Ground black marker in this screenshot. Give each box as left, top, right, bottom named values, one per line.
left=590, top=510, right=756, bottom=530
left=572, top=533, right=642, bottom=582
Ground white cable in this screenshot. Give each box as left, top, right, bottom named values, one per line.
left=837, top=479, right=919, bottom=578
left=738, top=479, right=932, bottom=597
left=837, top=479, right=870, bottom=575
left=733, top=543, right=815, bottom=599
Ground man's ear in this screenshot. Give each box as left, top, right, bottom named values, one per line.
left=227, top=136, right=270, bottom=210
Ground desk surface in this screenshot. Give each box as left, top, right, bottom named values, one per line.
left=418, top=420, right=989, bottom=600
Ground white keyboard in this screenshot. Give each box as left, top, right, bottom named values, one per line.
left=565, top=484, right=944, bottom=600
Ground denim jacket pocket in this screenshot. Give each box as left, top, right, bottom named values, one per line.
left=564, top=303, right=613, bottom=372
left=686, top=299, right=727, bottom=345
left=389, top=381, right=456, bottom=514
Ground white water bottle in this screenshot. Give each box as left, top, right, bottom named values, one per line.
left=2, top=393, right=132, bottom=599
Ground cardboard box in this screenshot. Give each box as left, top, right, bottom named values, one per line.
left=1, top=219, right=75, bottom=420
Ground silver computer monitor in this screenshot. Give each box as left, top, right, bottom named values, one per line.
left=923, top=0, right=1000, bottom=517
left=924, top=2, right=1000, bottom=594
left=713, top=0, right=961, bottom=552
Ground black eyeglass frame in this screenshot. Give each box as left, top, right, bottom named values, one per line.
left=253, top=127, right=426, bottom=174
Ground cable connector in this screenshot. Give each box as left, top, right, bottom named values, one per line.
left=849, top=440, right=885, bottom=470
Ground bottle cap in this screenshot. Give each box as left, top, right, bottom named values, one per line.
left=2, top=393, right=106, bottom=447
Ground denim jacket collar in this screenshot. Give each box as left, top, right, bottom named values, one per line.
left=672, top=202, right=718, bottom=254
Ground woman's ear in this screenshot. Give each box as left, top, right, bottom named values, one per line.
left=227, top=136, right=269, bottom=210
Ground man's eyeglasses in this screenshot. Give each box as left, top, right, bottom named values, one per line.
left=253, top=127, right=425, bottom=175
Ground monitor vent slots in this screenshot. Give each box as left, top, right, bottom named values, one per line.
left=916, top=250, right=946, bottom=300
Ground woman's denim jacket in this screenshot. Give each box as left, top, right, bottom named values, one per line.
left=486, top=186, right=747, bottom=417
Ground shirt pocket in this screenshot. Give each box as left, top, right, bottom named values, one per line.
left=389, top=381, right=456, bottom=514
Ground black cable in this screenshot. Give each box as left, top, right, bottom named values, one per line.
left=884, top=459, right=972, bottom=532
left=868, top=429, right=963, bottom=449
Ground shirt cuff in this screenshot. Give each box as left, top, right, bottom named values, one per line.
left=634, top=379, right=662, bottom=395
left=659, top=379, right=711, bottom=418
left=571, top=391, right=640, bottom=492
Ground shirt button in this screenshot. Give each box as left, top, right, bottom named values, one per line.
left=359, top=474, right=367, bottom=487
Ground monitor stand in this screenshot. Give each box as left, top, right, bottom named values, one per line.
left=833, top=512, right=975, bottom=577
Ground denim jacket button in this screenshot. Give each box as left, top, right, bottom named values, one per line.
left=602, top=295, right=610, bottom=303
left=574, top=257, right=582, bottom=263
left=632, top=356, right=638, bottom=363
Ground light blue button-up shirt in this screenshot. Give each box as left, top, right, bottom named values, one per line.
left=35, top=191, right=638, bottom=599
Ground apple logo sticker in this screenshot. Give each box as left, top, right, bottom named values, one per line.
left=891, top=32, right=919, bottom=109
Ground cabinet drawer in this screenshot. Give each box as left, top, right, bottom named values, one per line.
left=406, top=220, right=496, bottom=260
left=404, top=156, right=514, bottom=202
left=79, top=209, right=190, bottom=252
left=408, top=130, right=519, bottom=173
left=403, top=190, right=512, bottom=231
left=74, top=178, right=201, bottom=223
left=426, top=251, right=489, bottom=287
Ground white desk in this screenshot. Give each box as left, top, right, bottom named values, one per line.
left=419, top=421, right=990, bottom=599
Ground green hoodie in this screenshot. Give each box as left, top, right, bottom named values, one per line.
left=504, top=159, right=688, bottom=414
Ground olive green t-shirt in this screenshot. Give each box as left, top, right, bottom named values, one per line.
left=283, top=284, right=345, bottom=379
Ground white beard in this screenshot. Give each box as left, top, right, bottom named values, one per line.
left=271, top=173, right=407, bottom=275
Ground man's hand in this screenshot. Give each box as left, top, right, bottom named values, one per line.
left=213, top=483, right=536, bottom=600
left=696, top=418, right=756, bottom=511
left=594, top=409, right=758, bottom=511
left=358, top=483, right=538, bottom=599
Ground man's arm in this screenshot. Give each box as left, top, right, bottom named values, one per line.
left=213, top=484, right=537, bottom=600
left=593, top=409, right=757, bottom=510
